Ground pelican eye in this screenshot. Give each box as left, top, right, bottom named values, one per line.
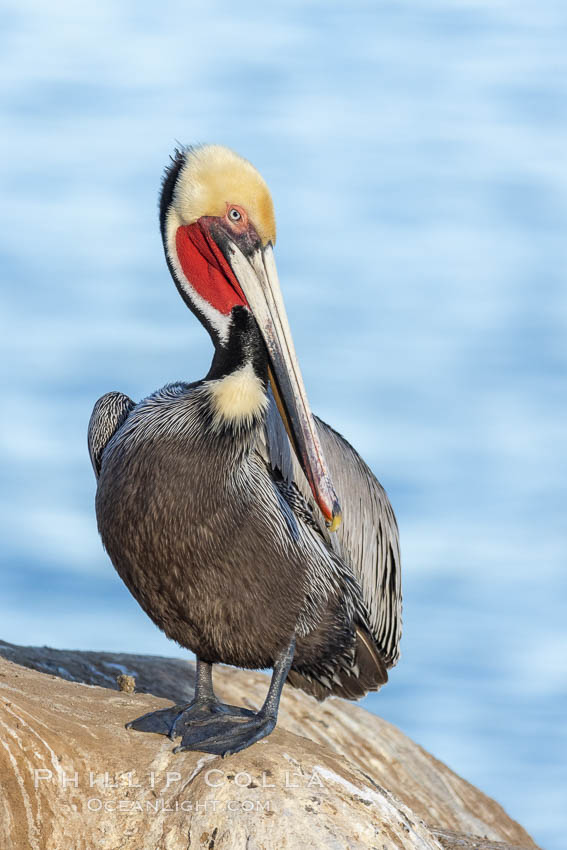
left=228, top=208, right=241, bottom=222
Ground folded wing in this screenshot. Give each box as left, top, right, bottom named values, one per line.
left=260, top=391, right=402, bottom=671
left=88, top=391, right=136, bottom=478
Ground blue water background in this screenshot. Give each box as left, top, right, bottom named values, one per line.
left=1, top=2, right=566, bottom=847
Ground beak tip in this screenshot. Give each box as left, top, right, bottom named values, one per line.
left=325, top=501, right=342, bottom=533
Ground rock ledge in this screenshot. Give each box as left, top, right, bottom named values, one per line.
left=0, top=640, right=538, bottom=850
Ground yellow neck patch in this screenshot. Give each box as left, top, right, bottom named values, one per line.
left=208, top=362, right=268, bottom=429
left=173, top=145, right=276, bottom=246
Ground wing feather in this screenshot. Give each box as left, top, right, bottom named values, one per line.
left=88, top=391, right=136, bottom=478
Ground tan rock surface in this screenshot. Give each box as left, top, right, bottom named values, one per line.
left=0, top=641, right=538, bottom=850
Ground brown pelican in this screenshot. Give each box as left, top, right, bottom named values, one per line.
left=88, top=145, right=401, bottom=757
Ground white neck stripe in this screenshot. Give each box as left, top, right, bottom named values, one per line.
left=165, top=208, right=231, bottom=345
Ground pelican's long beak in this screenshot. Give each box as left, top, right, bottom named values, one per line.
left=225, top=240, right=342, bottom=532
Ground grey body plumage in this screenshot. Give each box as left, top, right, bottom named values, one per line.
left=88, top=144, right=402, bottom=756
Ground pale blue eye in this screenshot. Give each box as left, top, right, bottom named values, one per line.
left=229, top=208, right=241, bottom=222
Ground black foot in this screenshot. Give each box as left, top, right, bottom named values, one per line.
left=127, top=639, right=294, bottom=757
left=173, top=711, right=276, bottom=757
left=126, top=699, right=255, bottom=741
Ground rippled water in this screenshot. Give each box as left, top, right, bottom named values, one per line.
left=1, top=2, right=566, bottom=847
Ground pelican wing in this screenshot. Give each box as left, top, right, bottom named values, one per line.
left=260, top=390, right=402, bottom=668
left=88, top=391, right=136, bottom=478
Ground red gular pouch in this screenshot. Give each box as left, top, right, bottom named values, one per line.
left=176, top=219, right=249, bottom=315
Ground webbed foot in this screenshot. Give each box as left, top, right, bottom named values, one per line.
left=127, top=638, right=295, bottom=757
left=126, top=699, right=255, bottom=741
left=173, top=711, right=276, bottom=757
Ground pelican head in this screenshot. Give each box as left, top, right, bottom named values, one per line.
left=159, top=144, right=341, bottom=531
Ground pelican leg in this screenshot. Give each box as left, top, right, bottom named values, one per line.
left=125, top=658, right=255, bottom=740
left=173, top=636, right=296, bottom=757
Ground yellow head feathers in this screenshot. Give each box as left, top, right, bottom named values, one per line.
left=172, top=145, right=276, bottom=246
